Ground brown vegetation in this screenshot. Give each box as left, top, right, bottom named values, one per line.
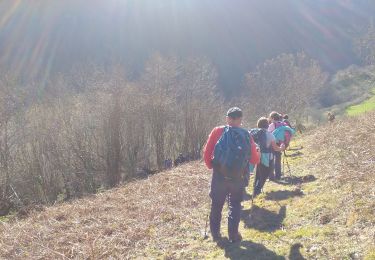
left=0, top=112, right=373, bottom=259
left=0, top=163, right=210, bottom=259
left=0, top=55, right=221, bottom=209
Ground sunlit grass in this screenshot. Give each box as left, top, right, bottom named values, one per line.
left=346, top=88, right=375, bottom=116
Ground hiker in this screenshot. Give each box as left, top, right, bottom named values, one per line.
left=203, top=107, right=260, bottom=243
left=174, top=158, right=179, bottom=167
left=268, top=112, right=296, bottom=180
left=250, top=117, right=285, bottom=197
left=178, top=153, right=185, bottom=164
left=327, top=112, right=335, bottom=124
left=163, top=159, right=169, bottom=169
left=282, top=114, right=292, bottom=128
left=164, top=158, right=172, bottom=169
left=174, top=154, right=185, bottom=167
left=295, top=122, right=306, bottom=134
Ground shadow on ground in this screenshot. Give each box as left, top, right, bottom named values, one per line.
left=218, top=238, right=285, bottom=260
left=243, top=191, right=252, bottom=201
left=275, top=175, right=317, bottom=186
left=241, top=205, right=286, bottom=232
left=289, top=243, right=306, bottom=260
left=287, top=146, right=303, bottom=151
left=265, top=189, right=303, bottom=201
left=285, top=151, right=304, bottom=157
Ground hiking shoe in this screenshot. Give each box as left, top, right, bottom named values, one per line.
left=229, top=233, right=242, bottom=243
left=212, top=233, right=222, bottom=242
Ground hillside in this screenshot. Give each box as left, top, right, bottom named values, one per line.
left=347, top=88, right=375, bottom=116
left=318, top=65, right=375, bottom=118
left=0, top=112, right=374, bottom=259
left=1, top=0, right=375, bottom=93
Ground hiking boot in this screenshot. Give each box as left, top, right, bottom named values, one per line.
left=212, top=233, right=222, bottom=242
left=229, top=232, right=242, bottom=243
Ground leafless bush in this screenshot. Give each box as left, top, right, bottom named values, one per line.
left=0, top=54, right=222, bottom=208
left=243, top=52, right=328, bottom=122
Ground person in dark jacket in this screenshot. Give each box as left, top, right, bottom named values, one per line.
left=252, top=117, right=285, bottom=197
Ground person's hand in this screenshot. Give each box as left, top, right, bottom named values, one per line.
left=280, top=143, right=286, bottom=151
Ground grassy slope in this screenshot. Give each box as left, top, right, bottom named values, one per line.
left=0, top=113, right=374, bottom=259
left=319, top=65, right=375, bottom=119
left=346, top=88, right=375, bottom=116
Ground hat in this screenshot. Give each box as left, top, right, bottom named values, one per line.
left=226, top=107, right=243, bottom=118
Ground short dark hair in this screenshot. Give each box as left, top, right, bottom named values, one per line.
left=226, top=107, right=243, bottom=119
left=257, top=117, right=269, bottom=129
left=283, top=114, right=289, bottom=120
left=269, top=111, right=281, bottom=121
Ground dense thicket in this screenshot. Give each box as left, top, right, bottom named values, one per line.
left=0, top=51, right=328, bottom=213
left=0, top=54, right=223, bottom=212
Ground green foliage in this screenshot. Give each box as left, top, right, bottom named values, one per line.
left=346, top=89, right=375, bottom=116
left=316, top=66, right=375, bottom=120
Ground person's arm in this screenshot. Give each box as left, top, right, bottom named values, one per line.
left=271, top=140, right=285, bottom=152
left=203, top=127, right=224, bottom=169
left=268, top=123, right=275, bottom=132
left=249, top=136, right=260, bottom=165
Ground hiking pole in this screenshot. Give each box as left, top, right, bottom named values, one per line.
left=203, top=193, right=211, bottom=240
left=283, top=151, right=291, bottom=176
left=203, top=210, right=209, bottom=240
left=248, top=165, right=257, bottom=221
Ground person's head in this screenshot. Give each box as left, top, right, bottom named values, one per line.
left=226, top=107, right=243, bottom=127
left=283, top=114, right=289, bottom=120
left=257, top=117, right=269, bottom=129
left=269, top=111, right=281, bottom=122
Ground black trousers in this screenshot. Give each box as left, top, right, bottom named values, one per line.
left=269, top=151, right=282, bottom=180
left=253, top=163, right=272, bottom=197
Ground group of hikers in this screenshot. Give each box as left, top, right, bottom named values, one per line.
left=203, top=107, right=296, bottom=243
left=163, top=152, right=201, bottom=170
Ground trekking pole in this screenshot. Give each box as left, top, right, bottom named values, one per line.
left=203, top=193, right=211, bottom=240
left=283, top=151, right=292, bottom=176
left=203, top=210, right=209, bottom=240
left=248, top=165, right=257, bottom=220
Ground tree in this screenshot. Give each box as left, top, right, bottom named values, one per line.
left=102, top=68, right=127, bottom=188
left=141, top=53, right=179, bottom=169
left=120, top=84, right=146, bottom=179
left=244, top=53, right=328, bottom=121
left=176, top=57, right=221, bottom=157
left=354, top=22, right=375, bottom=65
left=0, top=74, right=25, bottom=204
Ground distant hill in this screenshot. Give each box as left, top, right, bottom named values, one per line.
left=1, top=0, right=375, bottom=95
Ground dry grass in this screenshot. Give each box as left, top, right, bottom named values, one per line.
left=285, top=111, right=375, bottom=259
left=0, top=112, right=374, bottom=259
left=304, top=111, right=375, bottom=226
left=0, top=163, right=211, bottom=259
